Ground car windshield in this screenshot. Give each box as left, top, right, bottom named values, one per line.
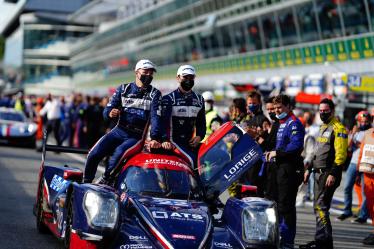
left=0, top=111, right=25, bottom=122
left=121, top=166, right=197, bottom=199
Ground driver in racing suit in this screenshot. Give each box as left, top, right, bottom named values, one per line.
left=161, top=65, right=206, bottom=168
left=83, top=59, right=162, bottom=183
left=266, top=94, right=305, bottom=249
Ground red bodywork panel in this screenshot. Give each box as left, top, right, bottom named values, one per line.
left=122, top=152, right=193, bottom=174
left=70, top=232, right=98, bottom=249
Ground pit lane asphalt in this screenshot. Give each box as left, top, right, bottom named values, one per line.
left=0, top=144, right=372, bottom=249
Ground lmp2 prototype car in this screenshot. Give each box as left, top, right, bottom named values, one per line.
left=0, top=107, right=37, bottom=147
left=34, top=122, right=279, bottom=249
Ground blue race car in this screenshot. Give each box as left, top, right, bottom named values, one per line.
left=0, top=107, right=37, bottom=147
left=34, top=122, right=279, bottom=249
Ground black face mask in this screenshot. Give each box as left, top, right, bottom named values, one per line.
left=269, top=112, right=277, bottom=121
left=306, top=118, right=314, bottom=126
left=139, top=74, right=153, bottom=86
left=181, top=79, right=194, bottom=91
left=320, top=112, right=332, bottom=123
left=359, top=124, right=371, bottom=131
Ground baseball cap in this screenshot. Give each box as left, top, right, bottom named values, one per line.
left=202, top=91, right=214, bottom=101
left=177, top=65, right=196, bottom=76
left=135, top=59, right=156, bottom=72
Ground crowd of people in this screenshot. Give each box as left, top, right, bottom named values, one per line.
left=0, top=91, right=112, bottom=149
left=0, top=59, right=373, bottom=249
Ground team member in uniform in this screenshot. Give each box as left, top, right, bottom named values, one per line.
left=161, top=65, right=206, bottom=168
left=301, top=98, right=348, bottom=249
left=83, top=59, right=162, bottom=183
left=357, top=117, right=374, bottom=246
left=202, top=91, right=222, bottom=141
left=266, top=94, right=305, bottom=249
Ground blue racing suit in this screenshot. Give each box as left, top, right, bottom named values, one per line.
left=84, top=82, right=162, bottom=182
left=275, top=113, right=305, bottom=248
left=162, top=88, right=206, bottom=167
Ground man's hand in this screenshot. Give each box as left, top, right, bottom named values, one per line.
left=149, top=140, right=161, bottom=149
left=161, top=141, right=174, bottom=150
left=304, top=170, right=310, bottom=184
left=246, top=127, right=257, bottom=138
left=266, top=151, right=276, bottom=162
left=189, top=136, right=201, bottom=148
left=325, top=175, right=336, bottom=187
left=109, top=108, right=120, bottom=118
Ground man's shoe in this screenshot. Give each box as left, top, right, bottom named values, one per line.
left=336, top=213, right=351, bottom=221
left=351, top=217, right=367, bottom=224
left=299, top=241, right=317, bottom=249
left=362, top=234, right=374, bottom=245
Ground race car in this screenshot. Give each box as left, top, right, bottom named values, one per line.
left=0, top=107, right=37, bottom=147
left=34, top=122, right=279, bottom=249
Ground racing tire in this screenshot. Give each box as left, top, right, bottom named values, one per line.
left=36, top=176, right=49, bottom=233
left=64, top=197, right=73, bottom=249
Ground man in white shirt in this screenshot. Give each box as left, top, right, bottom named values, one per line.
left=39, top=93, right=62, bottom=146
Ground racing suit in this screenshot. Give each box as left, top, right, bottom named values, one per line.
left=275, top=112, right=305, bottom=248
left=162, top=88, right=206, bottom=167
left=84, top=82, right=162, bottom=182
left=311, top=117, right=348, bottom=248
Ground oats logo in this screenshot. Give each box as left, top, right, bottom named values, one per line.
left=152, top=211, right=203, bottom=221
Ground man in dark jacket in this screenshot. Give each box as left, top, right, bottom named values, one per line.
left=161, top=65, right=206, bottom=168
left=266, top=94, right=305, bottom=249
left=83, top=59, right=162, bottom=183
left=300, top=98, right=348, bottom=249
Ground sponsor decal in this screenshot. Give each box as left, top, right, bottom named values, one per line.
left=224, top=148, right=258, bottom=180
left=145, top=159, right=189, bottom=169
left=120, top=192, right=127, bottom=202
left=50, top=175, right=67, bottom=191
left=214, top=242, right=233, bottom=248
left=120, top=245, right=152, bottom=249
left=177, top=108, right=187, bottom=113
left=129, top=235, right=148, bottom=241
left=151, top=198, right=189, bottom=207
left=152, top=211, right=204, bottom=222
left=171, top=234, right=196, bottom=240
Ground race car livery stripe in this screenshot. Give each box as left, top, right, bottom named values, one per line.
left=129, top=198, right=174, bottom=249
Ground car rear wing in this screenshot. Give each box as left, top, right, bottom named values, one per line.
left=41, top=130, right=89, bottom=166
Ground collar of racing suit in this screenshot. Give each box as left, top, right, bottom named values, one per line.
left=279, top=112, right=292, bottom=123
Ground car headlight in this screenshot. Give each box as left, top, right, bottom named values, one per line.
left=243, top=206, right=278, bottom=243
left=27, top=124, right=36, bottom=133
left=83, top=191, right=119, bottom=229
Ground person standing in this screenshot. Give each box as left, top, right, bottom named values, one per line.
left=39, top=93, right=62, bottom=146
left=161, top=65, right=206, bottom=168
left=83, top=59, right=162, bottom=183
left=301, top=98, right=348, bottom=249
left=262, top=96, right=280, bottom=201
left=337, top=110, right=370, bottom=223
left=265, top=94, right=305, bottom=249
left=357, top=118, right=374, bottom=246
left=202, top=91, right=222, bottom=141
